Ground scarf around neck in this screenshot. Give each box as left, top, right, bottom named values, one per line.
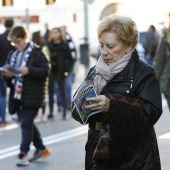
left=10, top=43, right=34, bottom=100
left=94, top=49, right=134, bottom=94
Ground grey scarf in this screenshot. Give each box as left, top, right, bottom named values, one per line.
left=94, top=49, right=134, bottom=94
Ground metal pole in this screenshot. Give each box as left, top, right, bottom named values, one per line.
left=83, top=0, right=89, bottom=44
left=25, top=0, right=29, bottom=30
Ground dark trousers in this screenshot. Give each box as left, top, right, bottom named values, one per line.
left=0, top=76, right=7, bottom=122
left=48, top=72, right=67, bottom=114
left=55, top=70, right=73, bottom=110
left=18, top=105, right=45, bottom=154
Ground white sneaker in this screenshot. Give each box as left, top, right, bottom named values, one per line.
left=16, top=153, right=30, bottom=166
left=42, top=116, right=47, bottom=122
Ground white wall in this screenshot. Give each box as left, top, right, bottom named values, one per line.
left=0, top=0, right=169, bottom=53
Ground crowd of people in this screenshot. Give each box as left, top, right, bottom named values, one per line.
left=0, top=12, right=170, bottom=169
left=0, top=20, right=77, bottom=124
left=0, top=19, right=77, bottom=166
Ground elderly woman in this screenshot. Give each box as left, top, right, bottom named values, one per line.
left=72, top=14, right=162, bottom=170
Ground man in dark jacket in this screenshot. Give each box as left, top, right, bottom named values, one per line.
left=0, top=18, right=15, bottom=67
left=145, top=25, right=159, bottom=66
left=3, top=25, right=51, bottom=166
left=0, top=18, right=15, bottom=125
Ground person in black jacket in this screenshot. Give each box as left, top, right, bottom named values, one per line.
left=60, top=26, right=77, bottom=111
left=47, top=27, right=73, bottom=119
left=145, top=25, right=159, bottom=66
left=72, top=14, right=162, bottom=170
left=0, top=18, right=15, bottom=125
left=32, top=31, right=51, bottom=122
left=3, top=26, right=51, bottom=166
left=0, top=18, right=15, bottom=67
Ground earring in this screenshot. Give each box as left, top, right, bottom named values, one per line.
left=125, top=51, right=128, bottom=54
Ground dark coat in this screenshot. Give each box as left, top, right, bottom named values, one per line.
left=72, top=50, right=162, bottom=170
left=0, top=30, right=15, bottom=67
left=0, top=76, right=6, bottom=96
left=146, top=31, right=159, bottom=58
left=47, top=40, right=73, bottom=79
left=5, top=45, right=50, bottom=114
left=153, top=32, right=170, bottom=95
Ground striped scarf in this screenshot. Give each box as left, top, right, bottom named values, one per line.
left=10, top=43, right=34, bottom=100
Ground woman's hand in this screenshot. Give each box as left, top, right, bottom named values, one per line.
left=85, top=95, right=110, bottom=112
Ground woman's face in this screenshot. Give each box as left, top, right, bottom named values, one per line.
left=52, top=29, right=61, bottom=41
left=98, top=31, right=131, bottom=65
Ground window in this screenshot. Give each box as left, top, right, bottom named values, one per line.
left=2, top=0, right=13, bottom=6
left=46, top=0, right=56, bottom=5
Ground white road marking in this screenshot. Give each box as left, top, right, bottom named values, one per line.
left=0, top=124, right=19, bottom=132
left=0, top=99, right=168, bottom=159
left=162, top=99, right=168, bottom=108
left=158, top=132, right=170, bottom=139
left=0, top=126, right=88, bottom=160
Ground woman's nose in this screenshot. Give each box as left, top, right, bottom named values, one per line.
left=100, top=46, right=109, bottom=55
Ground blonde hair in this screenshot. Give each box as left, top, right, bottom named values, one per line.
left=97, top=14, right=139, bottom=48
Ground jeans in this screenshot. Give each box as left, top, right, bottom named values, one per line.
left=145, top=57, right=153, bottom=66
left=66, top=70, right=73, bottom=109
left=20, top=108, right=45, bottom=154
left=0, top=95, right=6, bottom=122
left=48, top=72, right=67, bottom=114
left=55, top=81, right=62, bottom=108
left=55, top=70, right=73, bottom=109
left=14, top=100, right=45, bottom=154
left=0, top=78, right=7, bottom=122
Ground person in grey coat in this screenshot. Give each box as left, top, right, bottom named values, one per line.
left=153, top=13, right=170, bottom=111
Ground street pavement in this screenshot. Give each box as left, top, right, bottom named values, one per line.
left=0, top=57, right=170, bottom=169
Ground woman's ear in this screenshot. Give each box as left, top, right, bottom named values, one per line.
left=126, top=43, right=133, bottom=53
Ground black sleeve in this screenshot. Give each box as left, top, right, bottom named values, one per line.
left=27, top=49, right=50, bottom=80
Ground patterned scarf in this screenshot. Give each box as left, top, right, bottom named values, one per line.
left=94, top=49, right=134, bottom=94
left=10, top=43, right=34, bottom=100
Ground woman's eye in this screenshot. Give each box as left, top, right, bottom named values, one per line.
left=108, top=46, right=114, bottom=49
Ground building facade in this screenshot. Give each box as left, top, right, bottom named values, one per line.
left=0, top=0, right=169, bottom=52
